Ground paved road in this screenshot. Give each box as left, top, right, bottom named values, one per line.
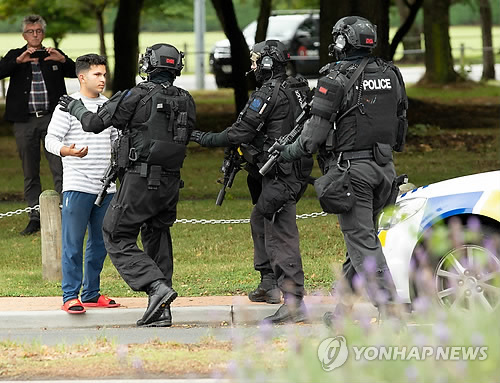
left=60, top=63, right=500, bottom=94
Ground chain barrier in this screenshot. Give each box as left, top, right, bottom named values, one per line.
left=0, top=204, right=328, bottom=223
left=0, top=205, right=39, bottom=219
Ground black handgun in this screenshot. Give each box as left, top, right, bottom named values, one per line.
left=385, top=173, right=409, bottom=208
left=215, top=147, right=244, bottom=206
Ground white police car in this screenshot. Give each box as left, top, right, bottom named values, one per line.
left=378, top=170, right=500, bottom=311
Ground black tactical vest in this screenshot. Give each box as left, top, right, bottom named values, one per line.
left=129, top=82, right=192, bottom=171
left=239, top=75, right=310, bottom=165
left=334, top=58, right=401, bottom=152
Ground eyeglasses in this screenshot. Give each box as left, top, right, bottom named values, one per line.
left=23, top=29, right=44, bottom=35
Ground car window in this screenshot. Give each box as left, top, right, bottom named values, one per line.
left=297, top=18, right=318, bottom=37
left=242, top=15, right=307, bottom=42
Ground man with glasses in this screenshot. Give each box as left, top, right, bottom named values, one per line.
left=0, top=14, right=76, bottom=235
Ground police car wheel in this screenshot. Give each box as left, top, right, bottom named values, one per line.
left=410, top=220, right=500, bottom=312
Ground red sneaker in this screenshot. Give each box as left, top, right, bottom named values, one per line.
left=61, top=298, right=86, bottom=314
left=82, top=295, right=121, bottom=308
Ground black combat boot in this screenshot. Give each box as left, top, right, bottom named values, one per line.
left=137, top=280, right=177, bottom=326
left=20, top=219, right=40, bottom=236
left=137, top=305, right=172, bottom=327
left=323, top=302, right=353, bottom=328
left=263, top=298, right=308, bottom=324
left=248, top=272, right=281, bottom=304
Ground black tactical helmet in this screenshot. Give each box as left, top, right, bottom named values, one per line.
left=329, top=16, right=377, bottom=56
left=251, top=39, right=291, bottom=66
left=139, top=43, right=184, bottom=78
left=250, top=40, right=290, bottom=82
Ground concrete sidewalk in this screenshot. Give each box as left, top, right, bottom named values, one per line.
left=0, top=295, right=379, bottom=329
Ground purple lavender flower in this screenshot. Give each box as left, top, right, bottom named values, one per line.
left=412, top=296, right=432, bottom=313
left=116, top=344, right=128, bottom=363
left=412, top=331, right=428, bottom=347
left=363, top=256, right=377, bottom=276
left=470, top=331, right=485, bottom=347
left=466, top=216, right=481, bottom=233
left=258, top=320, right=273, bottom=343
left=405, top=365, right=419, bottom=382
left=433, top=322, right=451, bottom=344
left=132, top=357, right=144, bottom=372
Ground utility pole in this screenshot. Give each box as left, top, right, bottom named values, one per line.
left=194, top=0, right=206, bottom=89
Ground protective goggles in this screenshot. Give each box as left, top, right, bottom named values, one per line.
left=250, top=51, right=261, bottom=64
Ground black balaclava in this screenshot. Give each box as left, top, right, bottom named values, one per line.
left=149, top=70, right=175, bottom=84
left=255, top=61, right=286, bottom=85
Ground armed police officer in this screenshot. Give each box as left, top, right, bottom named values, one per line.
left=190, top=40, right=313, bottom=323
left=58, top=44, right=196, bottom=327
left=280, top=16, right=409, bottom=322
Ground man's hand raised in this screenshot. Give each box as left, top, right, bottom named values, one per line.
left=60, top=143, right=88, bottom=158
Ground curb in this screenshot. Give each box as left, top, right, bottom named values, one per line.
left=0, top=303, right=379, bottom=330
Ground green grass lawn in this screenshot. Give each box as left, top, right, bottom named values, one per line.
left=0, top=123, right=498, bottom=297
left=0, top=68, right=498, bottom=298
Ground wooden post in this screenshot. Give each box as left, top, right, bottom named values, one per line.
left=40, top=190, right=62, bottom=281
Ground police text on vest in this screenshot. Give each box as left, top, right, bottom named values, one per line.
left=362, top=78, right=392, bottom=90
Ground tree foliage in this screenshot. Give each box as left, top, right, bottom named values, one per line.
left=0, top=0, right=91, bottom=48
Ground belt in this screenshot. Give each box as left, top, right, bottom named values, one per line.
left=339, top=150, right=374, bottom=161
left=29, top=110, right=50, bottom=118
left=127, top=163, right=180, bottom=177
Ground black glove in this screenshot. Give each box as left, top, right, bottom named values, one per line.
left=58, top=95, right=76, bottom=112
left=273, top=144, right=286, bottom=152
left=190, top=130, right=206, bottom=145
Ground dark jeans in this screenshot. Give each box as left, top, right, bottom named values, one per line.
left=102, top=171, right=180, bottom=292
left=61, top=191, right=114, bottom=303
left=13, top=114, right=62, bottom=220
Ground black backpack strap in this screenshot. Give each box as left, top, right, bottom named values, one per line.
left=343, top=57, right=369, bottom=94
left=139, top=82, right=171, bottom=107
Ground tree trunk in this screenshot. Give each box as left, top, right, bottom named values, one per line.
left=393, top=0, right=424, bottom=63
left=96, top=10, right=107, bottom=57
left=422, top=0, right=458, bottom=84
left=319, top=0, right=341, bottom=67
left=255, top=0, right=272, bottom=43
left=211, top=0, right=251, bottom=114
left=112, top=0, right=144, bottom=92
left=360, top=0, right=391, bottom=60
left=479, top=0, right=495, bottom=80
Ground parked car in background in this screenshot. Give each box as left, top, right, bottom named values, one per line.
left=209, top=10, right=320, bottom=88
left=378, top=171, right=500, bottom=312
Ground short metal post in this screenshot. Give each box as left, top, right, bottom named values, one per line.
left=40, top=190, right=62, bottom=281
left=460, top=43, right=465, bottom=75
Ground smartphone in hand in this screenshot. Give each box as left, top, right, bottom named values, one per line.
left=30, top=49, right=49, bottom=59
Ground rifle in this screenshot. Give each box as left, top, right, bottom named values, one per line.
left=95, top=140, right=119, bottom=207
left=259, top=100, right=312, bottom=176
left=215, top=146, right=244, bottom=206
left=94, top=162, right=118, bottom=207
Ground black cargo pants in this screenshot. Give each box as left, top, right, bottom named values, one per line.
left=250, top=168, right=308, bottom=300
left=102, top=170, right=181, bottom=291
left=337, top=159, right=398, bottom=305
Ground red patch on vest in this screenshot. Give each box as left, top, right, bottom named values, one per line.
left=319, top=86, right=328, bottom=94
